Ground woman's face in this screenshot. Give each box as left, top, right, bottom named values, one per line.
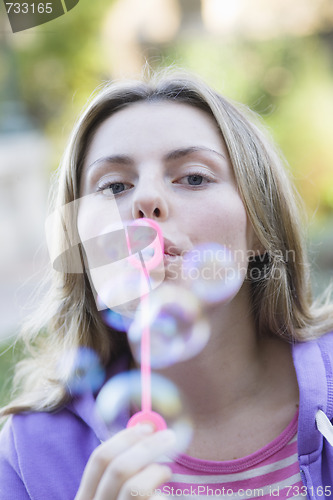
left=78, top=101, right=257, bottom=309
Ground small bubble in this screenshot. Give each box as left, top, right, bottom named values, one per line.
left=128, top=284, right=210, bottom=368
left=101, top=309, right=133, bottom=332
left=96, top=370, right=192, bottom=453
left=182, top=243, right=243, bottom=304
left=58, top=347, right=105, bottom=395
left=91, top=219, right=165, bottom=311
left=126, top=219, right=164, bottom=272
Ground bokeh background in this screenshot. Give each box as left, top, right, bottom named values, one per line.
left=1, top=0, right=333, bottom=407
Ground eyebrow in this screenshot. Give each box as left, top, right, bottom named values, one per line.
left=85, top=146, right=227, bottom=172
left=86, top=154, right=134, bottom=171
left=164, top=146, right=226, bottom=162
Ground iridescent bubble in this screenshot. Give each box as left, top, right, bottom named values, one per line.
left=84, top=219, right=163, bottom=272
left=128, top=284, right=210, bottom=368
left=58, top=347, right=105, bottom=395
left=126, top=219, right=164, bottom=272
left=95, top=266, right=144, bottom=313
left=96, top=370, right=192, bottom=453
left=100, top=309, right=133, bottom=332
left=126, top=222, right=156, bottom=255
left=90, top=219, right=165, bottom=312
left=182, top=242, right=243, bottom=304
left=83, top=227, right=128, bottom=269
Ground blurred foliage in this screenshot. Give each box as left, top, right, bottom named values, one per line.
left=164, top=33, right=333, bottom=222
left=1, top=2, right=332, bottom=221
left=0, top=342, right=18, bottom=414
left=0, top=0, right=116, bottom=163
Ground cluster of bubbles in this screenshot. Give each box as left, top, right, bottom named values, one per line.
left=97, top=370, right=192, bottom=454
left=62, top=219, right=243, bottom=452
left=58, top=347, right=106, bottom=396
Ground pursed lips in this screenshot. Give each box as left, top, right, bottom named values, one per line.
left=163, top=238, right=184, bottom=257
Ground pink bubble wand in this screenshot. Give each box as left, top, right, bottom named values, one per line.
left=125, top=219, right=167, bottom=431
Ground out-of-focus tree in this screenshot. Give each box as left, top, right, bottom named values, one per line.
left=0, top=0, right=116, bottom=159
left=156, top=0, right=333, bottom=221
left=1, top=0, right=332, bottom=220
left=167, top=34, right=333, bottom=219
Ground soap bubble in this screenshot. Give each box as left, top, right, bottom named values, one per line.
left=100, top=309, right=133, bottom=332
left=126, top=219, right=164, bottom=271
left=91, top=219, right=165, bottom=312
left=87, top=219, right=163, bottom=271
left=182, top=243, right=243, bottom=304
left=96, top=370, right=192, bottom=453
left=128, top=284, right=210, bottom=368
left=95, top=267, right=144, bottom=312
left=83, top=227, right=128, bottom=269
left=58, top=347, right=105, bottom=395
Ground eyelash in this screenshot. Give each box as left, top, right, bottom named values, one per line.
left=97, top=170, right=213, bottom=195
left=97, top=181, right=131, bottom=195
left=178, top=170, right=213, bottom=186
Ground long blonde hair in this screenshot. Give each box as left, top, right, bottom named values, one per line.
left=2, top=71, right=333, bottom=417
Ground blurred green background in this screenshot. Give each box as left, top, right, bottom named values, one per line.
left=0, top=0, right=333, bottom=409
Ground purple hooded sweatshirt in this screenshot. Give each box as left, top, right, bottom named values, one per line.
left=1, top=331, right=333, bottom=500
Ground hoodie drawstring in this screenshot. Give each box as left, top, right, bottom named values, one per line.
left=316, top=410, right=333, bottom=447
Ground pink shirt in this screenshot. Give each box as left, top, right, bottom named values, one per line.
left=157, top=411, right=303, bottom=498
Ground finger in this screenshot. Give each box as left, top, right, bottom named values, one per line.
left=75, top=424, right=155, bottom=500
left=95, top=429, right=176, bottom=500
left=118, top=463, right=172, bottom=500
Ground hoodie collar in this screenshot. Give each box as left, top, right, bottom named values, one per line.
left=292, top=333, right=332, bottom=458
left=66, top=354, right=131, bottom=442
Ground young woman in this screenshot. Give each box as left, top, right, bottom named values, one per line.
left=1, top=72, right=333, bottom=500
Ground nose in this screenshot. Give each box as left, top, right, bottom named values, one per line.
left=131, top=180, right=169, bottom=221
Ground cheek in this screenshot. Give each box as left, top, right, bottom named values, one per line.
left=182, top=193, right=252, bottom=287
left=77, top=196, right=124, bottom=244
left=76, top=196, right=126, bottom=281
left=186, top=194, right=249, bottom=250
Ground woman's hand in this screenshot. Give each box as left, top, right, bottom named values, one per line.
left=75, top=424, right=175, bottom=500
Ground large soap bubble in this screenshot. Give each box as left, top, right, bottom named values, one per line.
left=182, top=242, right=243, bottom=304
left=128, top=283, right=210, bottom=368
left=91, top=219, right=165, bottom=312
left=125, top=219, right=164, bottom=273
left=100, top=308, right=133, bottom=332
left=96, top=370, right=192, bottom=454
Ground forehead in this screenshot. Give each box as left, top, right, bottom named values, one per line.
left=83, top=101, right=227, bottom=168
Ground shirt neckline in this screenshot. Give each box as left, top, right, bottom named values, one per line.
left=173, top=409, right=299, bottom=474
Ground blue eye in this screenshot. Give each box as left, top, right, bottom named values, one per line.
left=109, top=182, right=126, bottom=194
left=187, top=174, right=203, bottom=185
left=98, top=182, right=128, bottom=195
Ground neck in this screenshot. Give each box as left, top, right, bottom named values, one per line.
left=156, top=282, right=298, bottom=432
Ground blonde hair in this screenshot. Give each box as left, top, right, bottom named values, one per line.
left=2, top=70, right=333, bottom=417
